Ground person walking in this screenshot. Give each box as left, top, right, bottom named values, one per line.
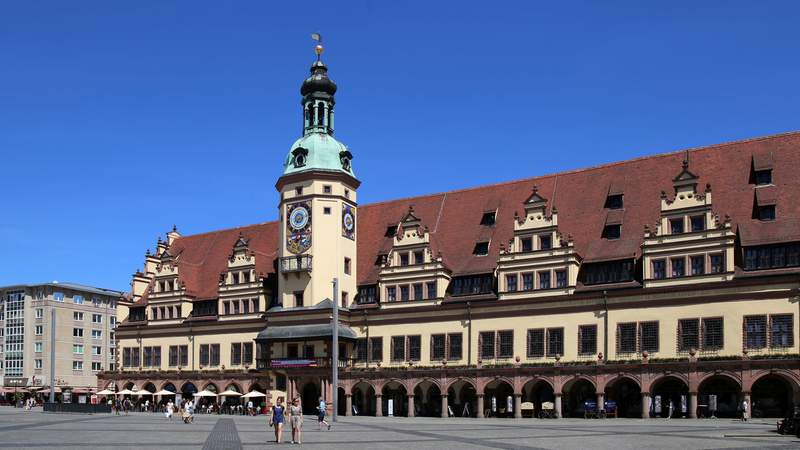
left=269, top=397, right=286, bottom=444
left=741, top=398, right=749, bottom=422
left=318, top=397, right=331, bottom=430
left=247, top=399, right=254, bottom=416
left=667, top=399, right=674, bottom=419
left=165, top=400, right=174, bottom=421
left=289, top=397, right=304, bottom=444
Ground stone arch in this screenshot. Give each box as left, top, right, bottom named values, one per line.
left=599, top=374, right=641, bottom=393
left=744, top=369, right=800, bottom=392
left=561, top=375, right=597, bottom=392
left=479, top=376, right=515, bottom=395
left=180, top=381, right=198, bottom=396
left=123, top=381, right=137, bottom=391
left=696, top=371, right=742, bottom=391
left=413, top=377, right=442, bottom=392
left=381, top=379, right=409, bottom=417
left=446, top=378, right=477, bottom=418
left=649, top=375, right=689, bottom=418
left=604, top=375, right=642, bottom=418
left=750, top=372, right=797, bottom=418
left=248, top=382, right=264, bottom=393
left=202, top=382, right=219, bottom=393
left=443, top=377, right=477, bottom=393
left=521, top=378, right=555, bottom=417
left=562, top=376, right=597, bottom=418
left=351, top=380, right=377, bottom=416
left=697, top=373, right=742, bottom=418
left=414, top=378, right=443, bottom=417
left=160, top=381, right=177, bottom=392
left=351, top=379, right=377, bottom=395
left=224, top=382, right=243, bottom=393
left=483, top=377, right=515, bottom=418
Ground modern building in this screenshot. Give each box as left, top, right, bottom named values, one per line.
left=1, top=282, right=121, bottom=400
left=102, top=43, right=800, bottom=419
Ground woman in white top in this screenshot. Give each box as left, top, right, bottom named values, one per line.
left=165, top=400, right=174, bottom=420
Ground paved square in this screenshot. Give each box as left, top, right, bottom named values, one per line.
left=0, top=408, right=798, bottom=449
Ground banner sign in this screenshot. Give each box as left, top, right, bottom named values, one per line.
left=270, top=359, right=318, bottom=368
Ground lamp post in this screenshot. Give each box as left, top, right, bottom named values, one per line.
left=332, top=278, right=339, bottom=422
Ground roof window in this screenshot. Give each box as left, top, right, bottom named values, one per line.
left=384, top=225, right=398, bottom=237
left=604, top=194, right=623, bottom=209
left=602, top=224, right=621, bottom=240
left=757, top=205, right=776, bottom=221
left=480, top=211, right=496, bottom=226
left=755, top=169, right=772, bottom=186
left=473, top=242, right=490, bottom=256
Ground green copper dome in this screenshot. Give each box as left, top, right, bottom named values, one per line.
left=282, top=131, right=355, bottom=177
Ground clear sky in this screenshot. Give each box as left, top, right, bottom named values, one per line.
left=2, top=1, right=799, bottom=291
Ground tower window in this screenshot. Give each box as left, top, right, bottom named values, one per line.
left=480, top=211, right=496, bottom=226
left=602, top=224, right=621, bottom=240
left=293, top=291, right=304, bottom=308
left=344, top=189, right=350, bottom=198
left=755, top=169, right=772, bottom=185
left=757, top=205, right=776, bottom=221
left=473, top=242, right=490, bottom=256
left=344, top=257, right=351, bottom=275
left=384, top=225, right=398, bottom=237
left=323, top=207, right=331, bottom=215
left=295, top=186, right=303, bottom=196
left=323, top=185, right=332, bottom=194
left=605, top=194, right=624, bottom=209
left=317, top=102, right=325, bottom=125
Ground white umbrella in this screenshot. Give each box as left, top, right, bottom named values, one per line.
left=153, top=390, right=176, bottom=396
left=218, top=390, right=242, bottom=397
left=241, top=390, right=266, bottom=398
left=135, top=389, right=154, bottom=396
left=116, top=389, right=135, bottom=396
left=193, top=390, right=218, bottom=397
left=96, top=389, right=115, bottom=395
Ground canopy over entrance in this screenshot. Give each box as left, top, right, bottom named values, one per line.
left=255, top=323, right=357, bottom=342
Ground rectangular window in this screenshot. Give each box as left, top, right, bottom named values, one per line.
left=538, top=271, right=551, bottom=289
left=447, top=333, right=462, bottom=360
left=691, top=255, right=705, bottom=276
left=578, top=325, right=597, bottom=355
left=758, top=205, right=776, bottom=221
left=143, top=347, right=152, bottom=367
left=384, top=226, right=397, bottom=238
left=223, top=302, right=230, bottom=315
left=702, top=318, right=724, bottom=350
left=286, top=343, right=298, bottom=359
left=400, top=253, right=410, bottom=266
left=652, top=259, right=666, bottom=279
left=73, top=312, right=83, bottom=321
left=670, top=218, right=684, bottom=234
left=583, top=260, right=634, bottom=285
left=341, top=292, right=349, bottom=307
left=391, top=336, right=405, bottom=361
left=231, top=343, right=242, bottom=366
left=539, top=235, right=552, bottom=250
left=294, top=291, right=304, bottom=307
left=210, top=344, right=220, bottom=366
left=617, top=323, right=637, bottom=353
left=92, top=362, right=102, bottom=371
left=54, top=292, right=64, bottom=302
left=73, top=361, right=83, bottom=371
left=431, top=334, right=446, bottom=360
left=546, top=328, right=564, bottom=357
left=177, top=345, right=187, bottom=367
left=123, top=348, right=131, bottom=367
left=92, top=314, right=102, bottom=323
left=473, top=242, right=490, bottom=256
left=304, top=344, right=314, bottom=359
left=73, top=328, right=83, bottom=337
left=640, top=321, right=659, bottom=352
left=73, top=344, right=84, bottom=354
left=92, top=346, right=101, bottom=355
left=414, top=250, right=424, bottom=264
left=323, top=184, right=332, bottom=194
left=710, top=254, right=724, bottom=273
left=344, top=257, right=351, bottom=275
left=755, top=169, right=772, bottom=185
left=605, top=194, right=623, bottom=209
left=92, top=330, right=102, bottom=339
left=555, top=270, right=567, bottom=288
left=35, top=359, right=43, bottom=369
left=243, top=300, right=250, bottom=314
left=426, top=282, right=436, bottom=300
left=35, top=342, right=43, bottom=352
left=520, top=237, right=533, bottom=252
left=413, top=283, right=423, bottom=300
left=522, top=273, right=534, bottom=291
left=387, top=286, right=396, bottom=302
left=355, top=338, right=368, bottom=362
left=169, top=346, right=179, bottom=367
left=408, top=335, right=421, bottom=361
left=243, top=342, right=253, bottom=364
left=602, top=224, right=621, bottom=240
left=233, top=300, right=240, bottom=314
left=323, top=207, right=331, bottom=215
left=498, top=330, right=514, bottom=358
left=744, top=315, right=767, bottom=349
left=199, top=344, right=210, bottom=366
left=73, top=295, right=84, bottom=305
left=36, top=308, right=43, bottom=319
left=132, top=347, right=140, bottom=367
left=479, top=331, right=495, bottom=359
left=678, top=318, right=700, bottom=351
left=770, top=314, right=794, bottom=348
left=527, top=329, right=545, bottom=358
left=370, top=337, right=383, bottom=362
left=400, top=285, right=410, bottom=301
left=690, top=215, right=705, bottom=232
left=480, top=211, right=496, bottom=226
left=232, top=272, right=240, bottom=285
left=671, top=257, right=685, bottom=278
left=506, top=274, right=518, bottom=292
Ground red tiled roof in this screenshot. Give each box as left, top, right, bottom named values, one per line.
left=144, top=131, right=800, bottom=302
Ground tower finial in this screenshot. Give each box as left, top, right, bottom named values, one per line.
left=311, top=32, right=323, bottom=61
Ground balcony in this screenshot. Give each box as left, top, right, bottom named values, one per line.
left=280, top=255, right=313, bottom=274
left=257, top=356, right=351, bottom=370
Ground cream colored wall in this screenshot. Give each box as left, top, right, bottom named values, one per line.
left=120, top=331, right=259, bottom=371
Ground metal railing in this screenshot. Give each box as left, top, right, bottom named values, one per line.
left=279, top=255, right=313, bottom=273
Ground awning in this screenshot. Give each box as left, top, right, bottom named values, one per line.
left=256, top=323, right=358, bottom=342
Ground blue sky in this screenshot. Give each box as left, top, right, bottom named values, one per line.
left=2, top=1, right=799, bottom=290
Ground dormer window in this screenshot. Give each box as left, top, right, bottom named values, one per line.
left=605, top=194, right=623, bottom=209
left=232, top=272, right=240, bottom=285
left=602, top=224, right=621, bottom=240
left=399, top=253, right=410, bottom=266
left=374, top=253, right=388, bottom=266
left=520, top=237, right=533, bottom=252
left=413, top=250, right=424, bottom=264
left=757, top=205, right=776, bottom=221
left=385, top=225, right=398, bottom=237
left=243, top=271, right=250, bottom=283
left=539, top=235, right=552, bottom=250
left=690, top=215, right=705, bottom=232
left=473, top=242, right=490, bottom=256
left=480, top=211, right=496, bottom=226
left=339, top=150, right=353, bottom=171
left=755, top=169, right=772, bottom=186
left=291, top=147, right=308, bottom=168
left=670, top=218, right=684, bottom=234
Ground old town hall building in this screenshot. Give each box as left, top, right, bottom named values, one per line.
left=101, top=44, right=800, bottom=420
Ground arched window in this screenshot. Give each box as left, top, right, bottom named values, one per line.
left=317, top=102, right=325, bottom=125
left=307, top=104, right=315, bottom=126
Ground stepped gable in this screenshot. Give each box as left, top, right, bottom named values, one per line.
left=155, top=131, right=800, bottom=302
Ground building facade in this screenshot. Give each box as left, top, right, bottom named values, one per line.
left=1, top=282, right=121, bottom=399
left=103, top=44, right=800, bottom=419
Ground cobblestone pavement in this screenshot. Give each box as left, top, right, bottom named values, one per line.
left=0, top=408, right=798, bottom=450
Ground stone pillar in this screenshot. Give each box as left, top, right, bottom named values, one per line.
left=477, top=395, right=485, bottom=418
left=345, top=394, right=352, bottom=416
left=689, top=392, right=698, bottom=419
left=375, top=395, right=383, bottom=417
left=441, top=395, right=449, bottom=418
left=554, top=393, right=562, bottom=418
left=641, top=393, right=650, bottom=419
left=597, top=392, right=605, bottom=412
left=514, top=394, right=522, bottom=419
left=407, top=395, right=415, bottom=417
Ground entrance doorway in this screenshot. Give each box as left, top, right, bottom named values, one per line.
left=301, top=382, right=320, bottom=415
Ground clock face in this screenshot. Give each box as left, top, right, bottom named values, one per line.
left=343, top=212, right=354, bottom=231
left=289, top=206, right=310, bottom=230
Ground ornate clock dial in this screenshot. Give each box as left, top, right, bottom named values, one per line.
left=343, top=212, right=354, bottom=231
left=289, top=206, right=310, bottom=230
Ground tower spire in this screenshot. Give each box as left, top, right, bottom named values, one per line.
left=301, top=33, right=337, bottom=136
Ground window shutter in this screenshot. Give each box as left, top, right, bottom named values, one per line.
left=494, top=331, right=499, bottom=359
left=478, top=332, right=483, bottom=359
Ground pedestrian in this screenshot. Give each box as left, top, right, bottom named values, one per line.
left=144, top=399, right=150, bottom=413
left=667, top=399, right=674, bottom=419
left=269, top=397, right=286, bottom=444
left=187, top=399, right=194, bottom=416
left=247, top=399, right=254, bottom=416
left=165, top=400, right=174, bottom=421
left=318, top=397, right=331, bottom=430
left=741, top=398, right=749, bottom=422
left=289, top=397, right=304, bottom=444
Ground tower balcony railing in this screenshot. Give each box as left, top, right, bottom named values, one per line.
left=280, top=255, right=313, bottom=274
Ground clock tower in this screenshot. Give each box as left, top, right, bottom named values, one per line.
left=275, top=42, right=359, bottom=309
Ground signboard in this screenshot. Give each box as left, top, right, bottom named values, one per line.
left=654, top=395, right=662, bottom=413
left=491, top=396, right=497, bottom=412
left=63, top=391, right=72, bottom=403
left=90, top=395, right=98, bottom=405
left=78, top=395, right=87, bottom=404
left=269, top=359, right=318, bottom=368
left=387, top=399, right=394, bottom=417
left=506, top=396, right=513, bottom=413
left=709, top=395, right=717, bottom=411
